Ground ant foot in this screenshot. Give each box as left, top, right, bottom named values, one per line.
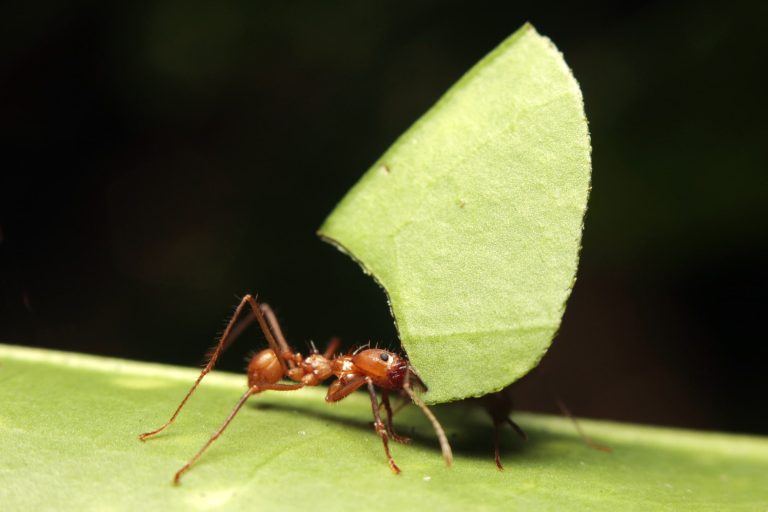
left=391, top=433, right=411, bottom=444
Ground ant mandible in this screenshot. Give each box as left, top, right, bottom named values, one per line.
left=138, top=295, right=453, bottom=484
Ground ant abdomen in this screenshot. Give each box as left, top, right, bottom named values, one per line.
left=247, top=349, right=283, bottom=387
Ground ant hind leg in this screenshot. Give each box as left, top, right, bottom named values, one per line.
left=139, top=295, right=261, bottom=441
left=173, top=382, right=304, bottom=485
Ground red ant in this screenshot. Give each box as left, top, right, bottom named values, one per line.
left=138, top=295, right=453, bottom=484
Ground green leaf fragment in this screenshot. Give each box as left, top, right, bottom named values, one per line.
left=319, top=24, right=591, bottom=403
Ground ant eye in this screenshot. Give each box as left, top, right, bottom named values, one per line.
left=379, top=353, right=389, bottom=362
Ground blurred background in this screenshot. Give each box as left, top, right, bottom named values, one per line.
left=1, top=1, right=766, bottom=434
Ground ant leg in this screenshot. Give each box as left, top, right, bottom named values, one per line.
left=402, top=370, right=453, bottom=467
left=493, top=419, right=504, bottom=470
left=218, top=303, right=287, bottom=359
left=223, top=301, right=299, bottom=359
left=322, top=337, right=341, bottom=359
left=326, top=374, right=366, bottom=402
left=255, top=301, right=297, bottom=369
left=365, top=378, right=401, bottom=474
left=507, top=417, right=528, bottom=441
left=140, top=294, right=261, bottom=441
left=381, top=391, right=410, bottom=444
left=173, top=382, right=304, bottom=485
left=479, top=387, right=527, bottom=469
left=555, top=398, right=612, bottom=453
left=491, top=418, right=527, bottom=471
left=244, top=298, right=295, bottom=371
left=378, top=391, right=409, bottom=418
left=325, top=376, right=401, bottom=473
left=220, top=311, right=257, bottom=353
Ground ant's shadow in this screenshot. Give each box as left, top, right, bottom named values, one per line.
left=250, top=399, right=570, bottom=465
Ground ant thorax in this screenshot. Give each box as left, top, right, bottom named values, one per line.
left=300, top=353, right=333, bottom=385
left=331, top=355, right=355, bottom=377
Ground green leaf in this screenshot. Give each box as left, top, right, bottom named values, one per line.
left=2, top=345, right=767, bottom=511
left=318, top=24, right=591, bottom=403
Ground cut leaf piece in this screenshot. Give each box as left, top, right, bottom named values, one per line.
left=319, top=24, right=591, bottom=403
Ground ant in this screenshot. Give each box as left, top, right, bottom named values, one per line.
left=138, top=295, right=453, bottom=484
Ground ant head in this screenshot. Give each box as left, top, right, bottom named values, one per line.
left=352, top=348, right=408, bottom=389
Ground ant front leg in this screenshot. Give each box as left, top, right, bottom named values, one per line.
left=381, top=390, right=411, bottom=444
left=325, top=374, right=401, bottom=474
left=366, top=379, right=401, bottom=474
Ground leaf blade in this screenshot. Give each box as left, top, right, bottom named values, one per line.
left=319, top=24, right=591, bottom=402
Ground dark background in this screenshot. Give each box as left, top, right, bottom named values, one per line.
left=2, top=1, right=766, bottom=434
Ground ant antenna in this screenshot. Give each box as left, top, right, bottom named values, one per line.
left=539, top=372, right=612, bottom=453
left=402, top=368, right=453, bottom=467
left=555, top=398, right=612, bottom=453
